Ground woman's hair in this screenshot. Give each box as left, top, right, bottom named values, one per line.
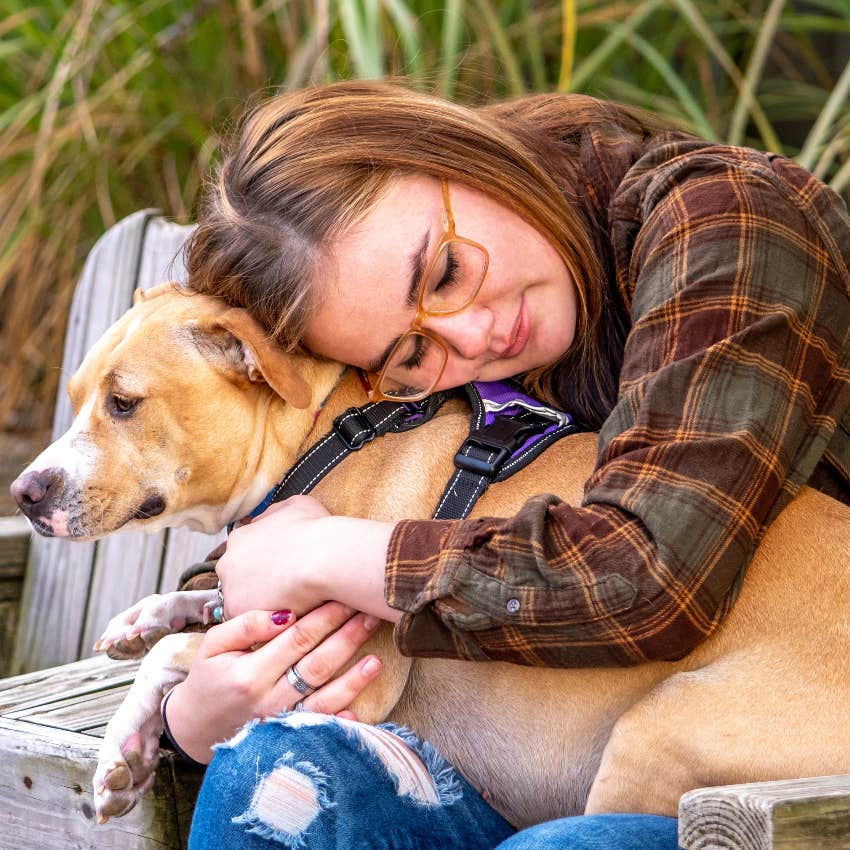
left=187, top=81, right=680, bottom=428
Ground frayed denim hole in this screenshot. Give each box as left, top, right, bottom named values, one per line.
left=332, top=719, right=461, bottom=808
left=231, top=752, right=336, bottom=849
left=377, top=723, right=464, bottom=807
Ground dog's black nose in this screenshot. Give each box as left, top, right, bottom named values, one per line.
left=10, top=469, right=60, bottom=513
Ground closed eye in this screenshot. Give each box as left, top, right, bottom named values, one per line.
left=434, top=245, right=460, bottom=292
left=400, top=335, right=426, bottom=370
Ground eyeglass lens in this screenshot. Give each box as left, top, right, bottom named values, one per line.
left=379, top=240, right=487, bottom=399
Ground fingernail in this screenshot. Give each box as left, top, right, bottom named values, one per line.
left=363, top=615, right=381, bottom=631
left=271, top=610, right=292, bottom=625
left=362, top=656, right=382, bottom=676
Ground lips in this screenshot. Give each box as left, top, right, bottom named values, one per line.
left=501, top=298, right=529, bottom=360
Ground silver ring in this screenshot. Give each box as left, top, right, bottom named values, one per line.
left=286, top=663, right=317, bottom=696
left=293, top=699, right=307, bottom=712
left=213, top=580, right=226, bottom=622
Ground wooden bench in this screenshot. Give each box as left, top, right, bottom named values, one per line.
left=2, top=212, right=848, bottom=849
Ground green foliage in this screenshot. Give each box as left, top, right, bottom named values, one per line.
left=1, top=0, right=848, bottom=430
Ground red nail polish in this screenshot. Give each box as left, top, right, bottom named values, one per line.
left=271, top=610, right=292, bottom=625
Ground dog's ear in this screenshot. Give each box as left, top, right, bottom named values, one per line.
left=133, top=282, right=180, bottom=305
left=194, top=308, right=311, bottom=409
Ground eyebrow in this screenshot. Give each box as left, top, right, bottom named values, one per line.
left=364, top=229, right=430, bottom=374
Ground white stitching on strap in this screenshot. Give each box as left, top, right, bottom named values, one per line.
left=434, top=444, right=493, bottom=517
left=301, top=445, right=350, bottom=491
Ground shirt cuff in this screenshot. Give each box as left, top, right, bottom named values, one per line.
left=384, top=517, right=496, bottom=659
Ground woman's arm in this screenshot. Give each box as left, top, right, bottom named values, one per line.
left=214, top=496, right=401, bottom=624
left=383, top=148, right=850, bottom=666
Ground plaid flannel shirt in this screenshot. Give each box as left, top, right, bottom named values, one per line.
left=384, top=132, right=850, bottom=667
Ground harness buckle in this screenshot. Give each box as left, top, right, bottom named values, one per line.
left=453, top=413, right=551, bottom=479
left=453, top=437, right=512, bottom=478
left=333, top=407, right=377, bottom=450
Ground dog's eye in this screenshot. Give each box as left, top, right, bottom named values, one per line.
left=110, top=394, right=139, bottom=416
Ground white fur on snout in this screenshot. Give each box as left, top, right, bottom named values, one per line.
left=22, top=398, right=100, bottom=535
left=27, top=397, right=99, bottom=481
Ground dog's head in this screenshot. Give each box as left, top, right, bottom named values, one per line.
left=11, top=284, right=339, bottom=539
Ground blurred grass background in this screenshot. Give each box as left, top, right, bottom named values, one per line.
left=0, top=0, right=848, bottom=448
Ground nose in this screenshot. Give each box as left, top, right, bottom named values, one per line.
left=10, top=469, right=61, bottom=516
left=425, top=305, right=493, bottom=361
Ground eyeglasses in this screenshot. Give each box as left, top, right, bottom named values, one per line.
left=367, top=179, right=489, bottom=402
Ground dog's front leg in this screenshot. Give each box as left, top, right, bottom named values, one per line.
left=94, top=589, right=218, bottom=658
left=94, top=631, right=204, bottom=823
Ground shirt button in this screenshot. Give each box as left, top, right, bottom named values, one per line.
left=506, top=598, right=521, bottom=614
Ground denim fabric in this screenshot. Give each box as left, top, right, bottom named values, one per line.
left=188, top=713, right=514, bottom=850
left=188, top=713, right=681, bottom=850
left=494, top=815, right=682, bottom=849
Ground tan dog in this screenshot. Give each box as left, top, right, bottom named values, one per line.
left=12, top=284, right=850, bottom=828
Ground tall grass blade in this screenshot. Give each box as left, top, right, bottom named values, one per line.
left=440, top=0, right=464, bottom=99
left=338, top=0, right=383, bottom=78
left=729, top=0, right=785, bottom=146
left=622, top=29, right=716, bottom=139
left=829, top=153, right=850, bottom=193
left=672, top=0, right=782, bottom=152
left=570, top=0, right=663, bottom=93
left=473, top=0, right=525, bottom=95
left=798, top=56, right=850, bottom=169
left=523, top=3, right=547, bottom=91
left=558, top=0, right=576, bottom=92
left=382, top=0, right=424, bottom=78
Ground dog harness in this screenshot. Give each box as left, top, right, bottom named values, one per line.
left=245, top=377, right=580, bottom=522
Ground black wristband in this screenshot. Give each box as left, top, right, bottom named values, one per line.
left=161, top=688, right=207, bottom=769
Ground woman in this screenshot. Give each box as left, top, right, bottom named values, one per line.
left=165, top=81, right=850, bottom=849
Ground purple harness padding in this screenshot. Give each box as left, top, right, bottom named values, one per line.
left=472, top=380, right=571, bottom=457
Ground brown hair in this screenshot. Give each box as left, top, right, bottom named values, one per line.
left=187, top=80, right=679, bottom=428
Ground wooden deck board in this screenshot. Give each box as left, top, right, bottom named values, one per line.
left=0, top=655, right=201, bottom=850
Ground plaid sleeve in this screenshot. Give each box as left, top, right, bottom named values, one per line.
left=385, top=150, right=850, bottom=667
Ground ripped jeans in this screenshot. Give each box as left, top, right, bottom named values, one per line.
left=188, top=712, right=682, bottom=850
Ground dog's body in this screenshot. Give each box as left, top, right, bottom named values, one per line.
left=13, top=285, right=850, bottom=826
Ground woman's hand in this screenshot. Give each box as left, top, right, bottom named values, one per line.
left=216, top=495, right=401, bottom=623
left=163, top=602, right=384, bottom=764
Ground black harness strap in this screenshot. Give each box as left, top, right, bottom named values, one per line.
left=246, top=381, right=579, bottom=524
left=266, top=392, right=452, bottom=505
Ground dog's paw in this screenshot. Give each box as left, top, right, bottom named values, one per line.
left=94, top=733, right=159, bottom=823
left=94, top=591, right=213, bottom=658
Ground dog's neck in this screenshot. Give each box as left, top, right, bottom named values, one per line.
left=225, top=362, right=365, bottom=524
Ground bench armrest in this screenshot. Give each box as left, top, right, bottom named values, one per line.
left=0, top=516, right=30, bottom=573
left=0, top=516, right=30, bottom=677
left=679, top=774, right=850, bottom=849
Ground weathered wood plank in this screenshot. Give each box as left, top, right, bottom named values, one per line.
left=158, top=528, right=224, bottom=595
left=0, top=517, right=28, bottom=676
left=679, top=775, right=850, bottom=850
left=0, top=655, right=203, bottom=849
left=6, top=685, right=131, bottom=731
left=80, top=530, right=169, bottom=662
left=0, top=654, right=138, bottom=713
left=0, top=716, right=203, bottom=850
left=0, top=515, right=29, bottom=573
left=0, top=600, right=20, bottom=679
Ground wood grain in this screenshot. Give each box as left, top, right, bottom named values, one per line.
left=679, top=775, right=850, bottom=849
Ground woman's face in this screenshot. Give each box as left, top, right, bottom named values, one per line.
left=303, top=174, right=578, bottom=391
